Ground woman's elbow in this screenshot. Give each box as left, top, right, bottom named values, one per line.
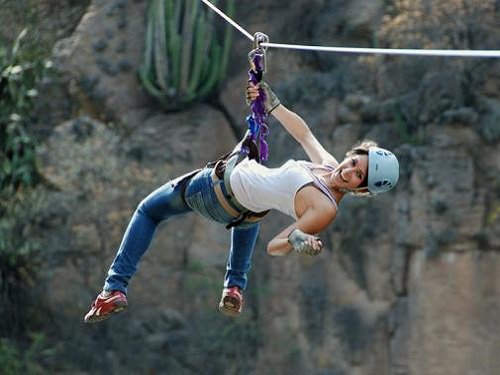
left=266, top=243, right=288, bottom=256
left=266, top=243, right=278, bottom=256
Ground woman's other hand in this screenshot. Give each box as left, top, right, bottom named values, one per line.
left=288, top=229, right=324, bottom=256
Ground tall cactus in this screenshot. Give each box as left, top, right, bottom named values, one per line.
left=139, top=0, right=234, bottom=111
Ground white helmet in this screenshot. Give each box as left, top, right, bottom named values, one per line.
left=367, top=147, right=399, bottom=195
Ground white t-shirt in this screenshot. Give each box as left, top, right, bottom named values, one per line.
left=229, top=158, right=337, bottom=219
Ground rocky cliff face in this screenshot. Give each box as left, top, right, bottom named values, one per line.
left=5, top=0, right=499, bottom=373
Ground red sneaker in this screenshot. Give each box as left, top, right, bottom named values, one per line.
left=218, top=286, right=243, bottom=317
left=84, top=290, right=128, bottom=323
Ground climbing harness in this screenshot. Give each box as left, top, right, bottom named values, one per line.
left=206, top=32, right=272, bottom=229
left=200, top=0, right=500, bottom=58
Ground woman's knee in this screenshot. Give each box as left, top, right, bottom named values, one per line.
left=137, top=197, right=162, bottom=223
left=137, top=186, right=188, bottom=223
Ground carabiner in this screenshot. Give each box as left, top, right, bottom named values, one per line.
left=248, top=32, right=269, bottom=76
left=253, top=32, right=269, bottom=51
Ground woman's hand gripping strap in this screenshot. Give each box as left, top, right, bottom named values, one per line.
left=246, top=81, right=280, bottom=115
left=287, top=229, right=324, bottom=256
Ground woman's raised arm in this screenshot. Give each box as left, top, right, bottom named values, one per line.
left=247, top=81, right=339, bottom=166
left=271, top=104, right=338, bottom=166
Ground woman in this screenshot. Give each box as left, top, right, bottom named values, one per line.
left=84, top=81, right=399, bottom=322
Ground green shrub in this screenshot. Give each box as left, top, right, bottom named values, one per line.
left=0, top=29, right=51, bottom=337
left=0, top=28, right=52, bottom=191
left=0, top=334, right=55, bottom=375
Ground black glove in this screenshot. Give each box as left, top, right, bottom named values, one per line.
left=246, top=80, right=281, bottom=115
left=287, top=229, right=323, bottom=256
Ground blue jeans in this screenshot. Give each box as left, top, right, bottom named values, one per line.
left=104, top=168, right=260, bottom=294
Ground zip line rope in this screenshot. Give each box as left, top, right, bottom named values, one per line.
left=200, top=0, right=500, bottom=58
left=260, top=42, right=500, bottom=58
left=201, top=0, right=254, bottom=41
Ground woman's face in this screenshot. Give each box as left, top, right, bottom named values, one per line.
left=330, top=154, right=368, bottom=190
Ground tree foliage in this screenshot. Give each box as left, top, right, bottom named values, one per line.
left=0, top=28, right=52, bottom=190
left=0, top=29, right=52, bottom=353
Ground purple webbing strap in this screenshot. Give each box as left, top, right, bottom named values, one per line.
left=247, top=52, right=269, bottom=161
